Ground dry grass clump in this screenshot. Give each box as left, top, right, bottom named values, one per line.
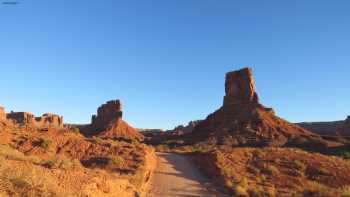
left=108, top=155, right=125, bottom=168
left=39, top=138, right=52, bottom=150
left=0, top=144, right=41, bottom=164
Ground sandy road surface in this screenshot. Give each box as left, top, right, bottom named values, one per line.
left=147, top=152, right=228, bottom=197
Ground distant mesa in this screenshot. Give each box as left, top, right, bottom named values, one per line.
left=85, top=99, right=144, bottom=141
left=191, top=67, right=325, bottom=147
left=167, top=120, right=201, bottom=135
left=0, top=106, right=63, bottom=129
left=297, top=115, right=350, bottom=137
left=7, top=112, right=63, bottom=128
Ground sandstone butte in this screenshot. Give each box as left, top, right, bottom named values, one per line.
left=191, top=67, right=325, bottom=147
left=0, top=99, right=144, bottom=142
left=87, top=100, right=144, bottom=141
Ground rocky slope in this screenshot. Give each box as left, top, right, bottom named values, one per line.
left=191, top=67, right=325, bottom=147
left=0, top=116, right=155, bottom=197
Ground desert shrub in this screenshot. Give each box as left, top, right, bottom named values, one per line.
left=233, top=177, right=249, bottom=196
left=315, top=167, right=330, bottom=175
left=222, top=166, right=236, bottom=178
left=292, top=137, right=309, bottom=146
left=41, top=155, right=82, bottom=170
left=248, top=186, right=264, bottom=197
left=233, top=185, right=249, bottom=196
left=247, top=165, right=261, bottom=174
left=294, top=160, right=306, bottom=171
left=39, top=138, right=52, bottom=150
left=108, top=155, right=125, bottom=168
left=71, top=127, right=80, bottom=134
left=304, top=181, right=334, bottom=196
left=342, top=152, right=350, bottom=160
left=41, top=159, right=57, bottom=169
left=262, top=164, right=279, bottom=176
left=339, top=185, right=350, bottom=196
left=155, top=145, right=170, bottom=152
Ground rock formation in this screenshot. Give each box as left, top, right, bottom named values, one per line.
left=224, top=68, right=259, bottom=105
left=167, top=120, right=201, bottom=135
left=91, top=100, right=123, bottom=132
left=340, top=116, right=350, bottom=136
left=297, top=116, right=350, bottom=137
left=89, top=100, right=144, bottom=141
left=0, top=106, right=5, bottom=120
left=191, top=67, right=324, bottom=147
left=6, top=111, right=63, bottom=128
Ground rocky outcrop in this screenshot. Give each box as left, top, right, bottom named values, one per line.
left=91, top=100, right=123, bottom=132
left=0, top=106, right=5, bottom=120
left=6, top=111, right=63, bottom=128
left=88, top=100, right=144, bottom=141
left=167, top=120, right=201, bottom=135
left=191, top=67, right=324, bottom=147
left=224, top=68, right=259, bottom=105
left=340, top=116, right=350, bottom=136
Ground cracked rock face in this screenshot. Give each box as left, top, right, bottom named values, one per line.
left=224, top=68, right=259, bottom=105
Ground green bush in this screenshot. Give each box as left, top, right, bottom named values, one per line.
left=108, top=155, right=125, bottom=167
left=262, top=164, right=280, bottom=176
left=71, top=127, right=80, bottom=133
left=294, top=160, right=306, bottom=171
left=39, top=138, right=52, bottom=150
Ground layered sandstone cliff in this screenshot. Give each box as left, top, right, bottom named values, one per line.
left=0, top=106, right=63, bottom=129
left=6, top=112, right=63, bottom=128
left=191, top=67, right=323, bottom=147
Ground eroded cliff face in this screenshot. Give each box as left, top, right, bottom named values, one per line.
left=0, top=106, right=63, bottom=129
left=191, top=67, right=324, bottom=147
left=91, top=100, right=123, bottom=132
left=6, top=112, right=63, bottom=128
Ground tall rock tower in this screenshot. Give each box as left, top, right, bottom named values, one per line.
left=191, top=67, right=324, bottom=147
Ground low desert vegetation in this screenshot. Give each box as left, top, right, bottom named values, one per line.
left=39, top=138, right=52, bottom=150
left=195, top=147, right=350, bottom=196
left=0, top=126, right=155, bottom=197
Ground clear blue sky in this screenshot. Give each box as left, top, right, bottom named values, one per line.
left=0, top=0, right=349, bottom=129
